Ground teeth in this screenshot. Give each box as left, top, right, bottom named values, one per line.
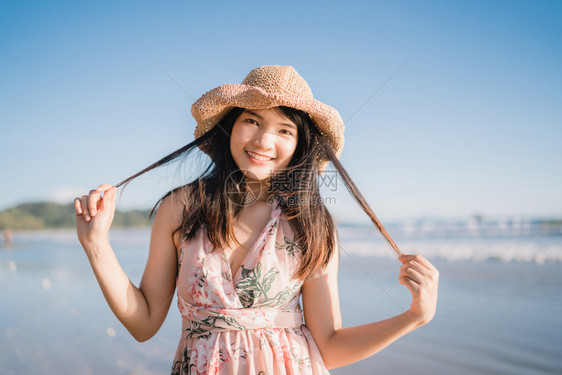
left=247, top=151, right=272, bottom=161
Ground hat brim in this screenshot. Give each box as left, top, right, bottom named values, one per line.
left=192, top=84, right=345, bottom=173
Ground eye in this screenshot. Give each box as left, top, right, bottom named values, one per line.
left=245, top=118, right=259, bottom=125
left=279, top=129, right=294, bottom=136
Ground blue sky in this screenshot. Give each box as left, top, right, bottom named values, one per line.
left=1, top=0, right=561, bottom=223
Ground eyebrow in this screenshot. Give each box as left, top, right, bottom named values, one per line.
left=243, top=110, right=297, bottom=129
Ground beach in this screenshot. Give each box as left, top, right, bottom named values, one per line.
left=1, top=228, right=561, bottom=374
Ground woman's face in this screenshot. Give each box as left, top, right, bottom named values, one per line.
left=230, top=107, right=298, bottom=181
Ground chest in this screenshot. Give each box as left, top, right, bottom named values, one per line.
left=223, top=207, right=273, bottom=278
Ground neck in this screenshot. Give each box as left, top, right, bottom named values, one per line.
left=244, top=178, right=271, bottom=204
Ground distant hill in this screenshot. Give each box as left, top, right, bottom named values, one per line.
left=0, top=201, right=152, bottom=230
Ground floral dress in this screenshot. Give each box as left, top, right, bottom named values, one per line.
left=171, top=200, right=329, bottom=374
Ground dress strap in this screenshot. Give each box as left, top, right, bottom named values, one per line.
left=178, top=295, right=303, bottom=339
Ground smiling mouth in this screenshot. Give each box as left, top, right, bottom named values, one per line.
left=246, top=150, right=274, bottom=162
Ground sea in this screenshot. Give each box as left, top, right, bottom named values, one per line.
left=0, top=221, right=561, bottom=374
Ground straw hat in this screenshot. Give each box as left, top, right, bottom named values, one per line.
left=191, top=65, right=345, bottom=173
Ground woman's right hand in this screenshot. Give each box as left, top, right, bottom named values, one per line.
left=74, top=184, right=118, bottom=250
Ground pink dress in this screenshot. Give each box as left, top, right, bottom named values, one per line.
left=171, top=200, right=329, bottom=374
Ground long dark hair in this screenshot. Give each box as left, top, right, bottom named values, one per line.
left=116, top=106, right=398, bottom=280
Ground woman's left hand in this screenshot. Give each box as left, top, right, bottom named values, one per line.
left=398, top=254, right=439, bottom=327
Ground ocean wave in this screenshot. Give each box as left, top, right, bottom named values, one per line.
left=338, top=234, right=562, bottom=264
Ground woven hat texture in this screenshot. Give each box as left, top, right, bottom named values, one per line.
left=191, top=65, right=345, bottom=173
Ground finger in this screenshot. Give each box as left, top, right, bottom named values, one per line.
left=79, top=195, right=88, bottom=212
left=94, top=184, right=117, bottom=211
left=107, top=187, right=118, bottom=209
left=96, top=186, right=117, bottom=211
left=402, top=255, right=440, bottom=283
left=399, top=273, right=421, bottom=293
left=400, top=265, right=424, bottom=286
left=399, top=254, right=436, bottom=271
left=96, top=184, right=115, bottom=194
left=400, top=260, right=430, bottom=278
left=74, top=198, right=83, bottom=215
left=87, top=189, right=103, bottom=216
left=80, top=196, right=91, bottom=222
left=400, top=262, right=439, bottom=294
left=103, top=186, right=118, bottom=201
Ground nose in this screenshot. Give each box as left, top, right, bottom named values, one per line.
left=252, top=129, right=275, bottom=150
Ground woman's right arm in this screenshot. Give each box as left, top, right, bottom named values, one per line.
left=75, top=184, right=181, bottom=342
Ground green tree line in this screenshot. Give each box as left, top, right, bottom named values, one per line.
left=0, top=202, right=152, bottom=230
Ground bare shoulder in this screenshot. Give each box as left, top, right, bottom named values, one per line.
left=153, top=193, right=186, bottom=249
left=157, top=193, right=185, bottom=221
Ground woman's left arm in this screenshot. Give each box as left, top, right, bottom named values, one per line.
left=302, top=248, right=439, bottom=370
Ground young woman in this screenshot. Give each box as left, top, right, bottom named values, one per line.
left=75, top=65, right=439, bottom=374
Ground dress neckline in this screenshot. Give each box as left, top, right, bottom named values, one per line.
left=226, top=199, right=281, bottom=285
